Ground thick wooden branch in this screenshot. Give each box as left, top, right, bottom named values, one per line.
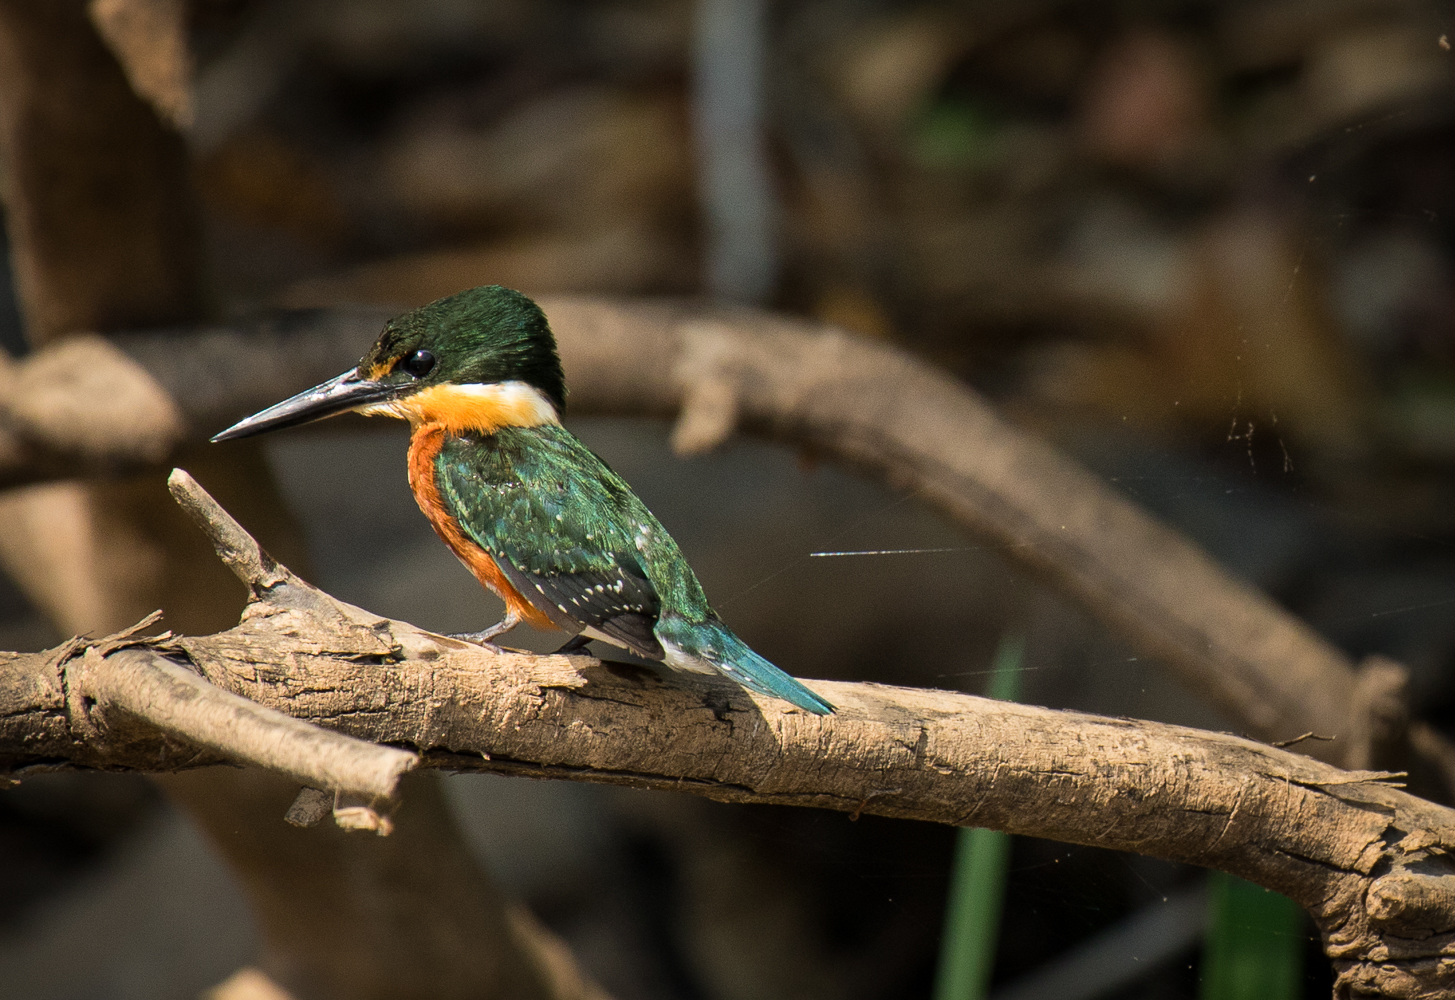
left=0, top=297, right=1427, bottom=785
left=0, top=471, right=1452, bottom=998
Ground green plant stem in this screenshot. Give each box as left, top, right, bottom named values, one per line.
left=933, top=634, right=1024, bottom=1000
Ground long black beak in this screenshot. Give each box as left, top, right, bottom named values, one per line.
left=211, top=369, right=399, bottom=442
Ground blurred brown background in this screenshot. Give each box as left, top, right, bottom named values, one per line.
left=7, top=0, right=1455, bottom=996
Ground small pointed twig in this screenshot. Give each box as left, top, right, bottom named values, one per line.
left=167, top=467, right=290, bottom=592
left=1272, top=732, right=1336, bottom=749
left=167, top=467, right=371, bottom=624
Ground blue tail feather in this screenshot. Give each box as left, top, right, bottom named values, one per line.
left=656, top=616, right=834, bottom=715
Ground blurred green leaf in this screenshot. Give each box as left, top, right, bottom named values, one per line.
left=1201, top=872, right=1303, bottom=1000
left=910, top=97, right=1005, bottom=171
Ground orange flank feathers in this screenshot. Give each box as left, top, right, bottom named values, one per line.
left=406, top=423, right=558, bottom=631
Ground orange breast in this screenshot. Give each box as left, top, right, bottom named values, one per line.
left=407, top=423, right=558, bottom=631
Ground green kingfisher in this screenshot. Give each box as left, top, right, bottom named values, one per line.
left=212, top=285, right=833, bottom=715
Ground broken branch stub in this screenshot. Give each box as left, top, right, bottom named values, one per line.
left=167, top=467, right=288, bottom=593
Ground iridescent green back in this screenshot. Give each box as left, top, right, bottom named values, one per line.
left=433, top=424, right=713, bottom=622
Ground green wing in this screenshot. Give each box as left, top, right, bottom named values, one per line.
left=433, top=424, right=710, bottom=656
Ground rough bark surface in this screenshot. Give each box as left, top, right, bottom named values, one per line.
left=1, top=471, right=1452, bottom=998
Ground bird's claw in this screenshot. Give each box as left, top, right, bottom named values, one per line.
left=447, top=631, right=508, bottom=653
left=447, top=612, right=521, bottom=653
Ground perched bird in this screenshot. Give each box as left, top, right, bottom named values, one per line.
left=213, top=285, right=833, bottom=715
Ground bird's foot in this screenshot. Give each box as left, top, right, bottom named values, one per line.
left=449, top=613, right=519, bottom=653
left=553, top=633, right=594, bottom=656
left=447, top=631, right=509, bottom=653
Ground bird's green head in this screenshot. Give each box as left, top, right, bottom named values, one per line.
left=212, top=286, right=567, bottom=441
left=360, top=286, right=565, bottom=412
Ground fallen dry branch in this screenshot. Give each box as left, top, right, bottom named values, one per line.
left=0, top=297, right=1430, bottom=786
left=1, top=470, right=1453, bottom=998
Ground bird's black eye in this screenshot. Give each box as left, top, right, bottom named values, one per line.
left=400, top=349, right=435, bottom=378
